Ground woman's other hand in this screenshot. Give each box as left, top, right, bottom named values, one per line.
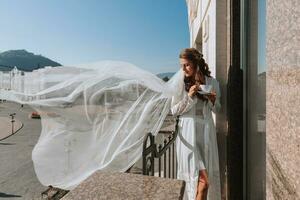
left=188, top=84, right=199, bottom=97
left=205, top=91, right=216, bottom=105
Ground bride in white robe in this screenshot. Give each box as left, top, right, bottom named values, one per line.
left=171, top=48, right=221, bottom=200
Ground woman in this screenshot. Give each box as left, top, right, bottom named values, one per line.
left=171, top=48, right=221, bottom=200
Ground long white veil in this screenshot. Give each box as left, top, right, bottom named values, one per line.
left=0, top=61, right=184, bottom=190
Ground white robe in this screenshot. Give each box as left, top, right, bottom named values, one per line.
left=171, top=76, right=221, bottom=200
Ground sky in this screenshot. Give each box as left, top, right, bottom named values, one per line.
left=0, top=0, right=189, bottom=74
left=258, top=0, right=266, bottom=74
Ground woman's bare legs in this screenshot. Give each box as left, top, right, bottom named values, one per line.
left=195, top=169, right=209, bottom=200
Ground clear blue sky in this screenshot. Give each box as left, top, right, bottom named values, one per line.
left=258, top=0, right=266, bottom=74
left=0, top=0, right=189, bottom=73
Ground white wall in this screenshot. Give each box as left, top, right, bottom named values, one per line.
left=187, top=0, right=217, bottom=78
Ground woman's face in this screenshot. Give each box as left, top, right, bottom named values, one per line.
left=180, top=58, right=195, bottom=77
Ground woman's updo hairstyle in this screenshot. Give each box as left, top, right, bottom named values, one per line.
left=179, top=48, right=211, bottom=101
left=179, top=48, right=211, bottom=79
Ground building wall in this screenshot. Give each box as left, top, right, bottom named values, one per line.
left=185, top=0, right=300, bottom=198
left=188, top=0, right=217, bottom=76
left=214, top=1, right=229, bottom=200
left=266, top=0, right=300, bottom=199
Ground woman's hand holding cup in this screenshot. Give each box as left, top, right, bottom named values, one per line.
left=188, top=84, right=199, bottom=97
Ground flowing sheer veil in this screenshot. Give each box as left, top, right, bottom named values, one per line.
left=0, top=61, right=184, bottom=189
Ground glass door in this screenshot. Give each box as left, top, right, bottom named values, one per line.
left=241, top=0, right=266, bottom=199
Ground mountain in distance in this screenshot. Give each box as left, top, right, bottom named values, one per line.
left=1, top=50, right=175, bottom=80
left=0, top=49, right=61, bottom=72
left=156, top=72, right=175, bottom=81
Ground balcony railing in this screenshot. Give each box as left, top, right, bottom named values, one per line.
left=142, top=116, right=179, bottom=179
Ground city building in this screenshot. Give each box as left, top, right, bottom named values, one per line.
left=186, top=0, right=299, bottom=199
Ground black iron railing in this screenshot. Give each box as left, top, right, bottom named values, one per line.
left=142, top=116, right=179, bottom=179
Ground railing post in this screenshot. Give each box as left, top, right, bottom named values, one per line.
left=142, top=132, right=155, bottom=176
left=158, top=144, right=162, bottom=177
left=172, top=136, right=175, bottom=178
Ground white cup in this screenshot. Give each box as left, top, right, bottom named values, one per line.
left=199, top=84, right=212, bottom=94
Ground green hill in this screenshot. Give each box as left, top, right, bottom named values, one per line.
left=156, top=72, right=175, bottom=80
left=0, top=49, right=61, bottom=71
